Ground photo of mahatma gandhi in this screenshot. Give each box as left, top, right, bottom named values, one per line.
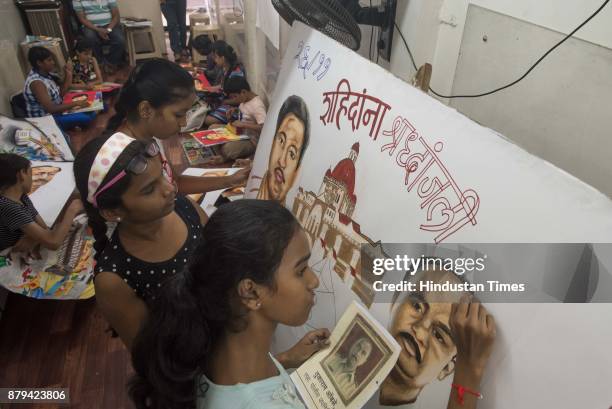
left=323, top=315, right=392, bottom=405
left=29, top=165, right=62, bottom=194
left=379, top=268, right=470, bottom=406
left=257, top=95, right=310, bottom=205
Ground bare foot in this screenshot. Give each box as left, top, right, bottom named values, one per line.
left=206, top=155, right=225, bottom=165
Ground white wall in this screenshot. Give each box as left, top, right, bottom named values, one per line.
left=389, top=0, right=612, bottom=197
left=244, top=0, right=285, bottom=103
left=0, top=0, right=27, bottom=116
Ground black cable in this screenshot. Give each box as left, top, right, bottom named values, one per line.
left=394, top=0, right=610, bottom=99
left=393, top=21, right=418, bottom=71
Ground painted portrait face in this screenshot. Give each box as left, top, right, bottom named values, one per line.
left=380, top=269, right=467, bottom=405
left=347, top=338, right=373, bottom=368
left=30, top=165, right=61, bottom=193
left=260, top=113, right=305, bottom=203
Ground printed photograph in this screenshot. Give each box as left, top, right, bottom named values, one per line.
left=323, top=314, right=392, bottom=405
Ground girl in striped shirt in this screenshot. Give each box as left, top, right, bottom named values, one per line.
left=0, top=153, right=83, bottom=255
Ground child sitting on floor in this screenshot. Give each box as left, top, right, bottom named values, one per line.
left=203, top=41, right=246, bottom=127
left=70, top=37, right=103, bottom=90
left=23, top=46, right=94, bottom=130
left=213, top=76, right=267, bottom=161
left=192, top=35, right=222, bottom=84
left=0, top=153, right=84, bottom=254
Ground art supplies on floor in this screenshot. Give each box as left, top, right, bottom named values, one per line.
left=0, top=214, right=95, bottom=300
left=291, top=301, right=400, bottom=409
left=181, top=137, right=215, bottom=166
left=191, top=127, right=249, bottom=147
left=181, top=137, right=215, bottom=165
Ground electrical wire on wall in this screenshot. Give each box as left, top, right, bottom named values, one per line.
left=393, top=0, right=610, bottom=99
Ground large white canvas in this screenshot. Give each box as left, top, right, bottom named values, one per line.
left=246, top=22, right=612, bottom=409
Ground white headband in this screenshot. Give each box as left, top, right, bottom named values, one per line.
left=86, top=132, right=136, bottom=204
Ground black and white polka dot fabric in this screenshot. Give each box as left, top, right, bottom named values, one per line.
left=94, top=194, right=203, bottom=302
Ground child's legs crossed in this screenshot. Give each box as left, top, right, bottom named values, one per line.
left=221, top=140, right=255, bottom=160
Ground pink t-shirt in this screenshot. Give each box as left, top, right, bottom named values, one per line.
left=239, top=96, right=267, bottom=125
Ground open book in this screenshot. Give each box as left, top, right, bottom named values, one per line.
left=191, top=127, right=249, bottom=147
left=291, top=301, right=400, bottom=409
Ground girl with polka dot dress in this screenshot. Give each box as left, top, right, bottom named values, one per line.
left=73, top=133, right=207, bottom=349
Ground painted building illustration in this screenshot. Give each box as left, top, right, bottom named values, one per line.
left=292, top=142, right=385, bottom=306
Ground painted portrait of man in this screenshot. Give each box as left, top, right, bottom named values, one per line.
left=257, top=95, right=310, bottom=205
left=30, top=165, right=61, bottom=194
left=379, top=268, right=469, bottom=405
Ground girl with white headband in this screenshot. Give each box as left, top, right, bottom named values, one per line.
left=106, top=58, right=251, bottom=193
left=74, top=133, right=208, bottom=349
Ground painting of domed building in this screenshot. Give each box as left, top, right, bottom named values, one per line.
left=292, top=142, right=386, bottom=306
